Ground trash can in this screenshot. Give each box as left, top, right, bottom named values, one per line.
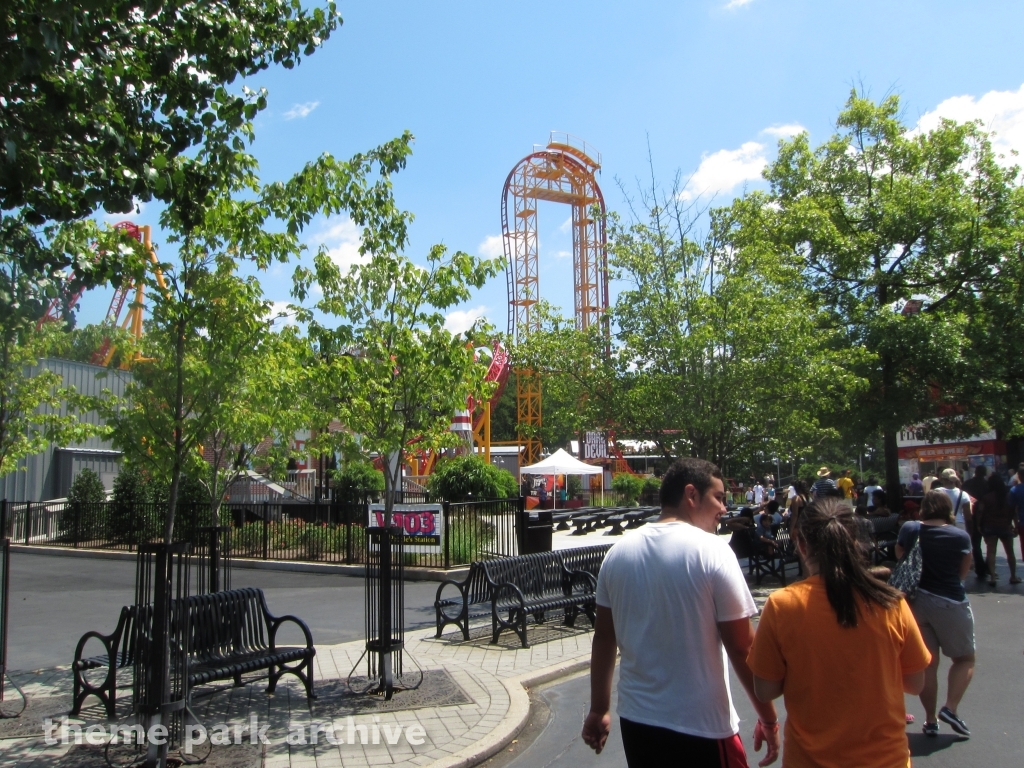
left=519, top=510, right=553, bottom=554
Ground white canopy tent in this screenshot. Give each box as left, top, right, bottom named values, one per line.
left=519, top=448, right=604, bottom=508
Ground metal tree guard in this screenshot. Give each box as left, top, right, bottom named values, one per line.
left=133, top=542, right=191, bottom=768
left=350, top=524, right=421, bottom=700
left=0, top=502, right=26, bottom=717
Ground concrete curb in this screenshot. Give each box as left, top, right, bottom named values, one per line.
left=9, top=544, right=469, bottom=583
left=429, top=654, right=592, bottom=768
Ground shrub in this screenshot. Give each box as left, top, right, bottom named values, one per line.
left=108, top=464, right=158, bottom=543
left=429, top=455, right=518, bottom=501
left=63, top=468, right=107, bottom=540
left=567, top=475, right=583, bottom=499
left=333, top=461, right=385, bottom=498
left=612, top=472, right=645, bottom=506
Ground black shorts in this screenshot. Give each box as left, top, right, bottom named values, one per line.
left=620, top=718, right=748, bottom=768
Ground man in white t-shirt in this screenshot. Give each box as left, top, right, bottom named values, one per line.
left=583, top=458, right=780, bottom=767
left=753, top=482, right=765, bottom=506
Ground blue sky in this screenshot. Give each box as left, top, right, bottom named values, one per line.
left=81, top=0, right=1024, bottom=332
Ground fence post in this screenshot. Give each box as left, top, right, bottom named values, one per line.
left=0, top=500, right=5, bottom=540
left=262, top=502, right=269, bottom=560
left=24, top=502, right=32, bottom=547
left=443, top=501, right=450, bottom=570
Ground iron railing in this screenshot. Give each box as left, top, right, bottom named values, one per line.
left=1, top=495, right=523, bottom=569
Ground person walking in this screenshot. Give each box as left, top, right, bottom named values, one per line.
left=962, top=465, right=988, bottom=503
left=812, top=467, right=837, bottom=499
left=747, top=498, right=930, bottom=767
left=975, top=473, right=1020, bottom=586
left=896, top=491, right=976, bottom=739
left=1011, top=465, right=1024, bottom=564
left=583, top=458, right=780, bottom=767
left=753, top=480, right=766, bottom=506
left=938, top=468, right=986, bottom=579
left=836, top=469, right=855, bottom=507
left=908, top=473, right=924, bottom=495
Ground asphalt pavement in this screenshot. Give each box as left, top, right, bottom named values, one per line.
left=500, top=568, right=1024, bottom=767
left=6, top=549, right=442, bottom=671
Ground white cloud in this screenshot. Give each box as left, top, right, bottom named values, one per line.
left=309, top=215, right=366, bottom=271
left=265, top=300, right=297, bottom=324
left=445, top=305, right=488, bottom=334
left=478, top=235, right=505, bottom=259
left=558, top=216, right=573, bottom=233
left=725, top=0, right=755, bottom=8
left=284, top=101, right=320, bottom=120
left=762, top=123, right=806, bottom=138
left=554, top=250, right=571, bottom=260
left=680, top=141, right=768, bottom=201
left=914, top=83, right=1024, bottom=163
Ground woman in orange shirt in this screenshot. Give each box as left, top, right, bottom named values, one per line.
left=747, top=498, right=932, bottom=767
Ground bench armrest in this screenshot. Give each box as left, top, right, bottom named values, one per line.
left=434, top=576, right=470, bottom=608
left=566, top=569, right=597, bottom=594
left=491, top=581, right=527, bottom=608
left=73, top=606, right=130, bottom=669
left=267, top=614, right=315, bottom=652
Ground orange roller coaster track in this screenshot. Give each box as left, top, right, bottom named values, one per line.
left=501, top=132, right=609, bottom=466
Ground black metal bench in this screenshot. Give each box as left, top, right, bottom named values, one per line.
left=71, top=587, right=315, bottom=719
left=434, top=561, right=492, bottom=641
left=434, top=545, right=614, bottom=648
left=571, top=514, right=600, bottom=535
left=486, top=552, right=596, bottom=647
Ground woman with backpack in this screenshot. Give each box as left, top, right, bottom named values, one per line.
left=896, top=490, right=975, bottom=739
left=747, top=498, right=930, bottom=766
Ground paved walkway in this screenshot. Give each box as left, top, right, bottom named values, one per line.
left=0, top=620, right=596, bottom=768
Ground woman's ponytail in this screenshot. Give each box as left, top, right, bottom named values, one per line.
left=797, top=498, right=901, bottom=627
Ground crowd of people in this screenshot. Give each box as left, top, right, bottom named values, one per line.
left=582, top=457, right=1024, bottom=767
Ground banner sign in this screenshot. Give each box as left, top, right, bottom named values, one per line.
left=368, top=504, right=444, bottom=551
left=583, top=431, right=607, bottom=460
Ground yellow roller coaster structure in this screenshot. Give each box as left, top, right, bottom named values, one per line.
left=501, top=132, right=609, bottom=466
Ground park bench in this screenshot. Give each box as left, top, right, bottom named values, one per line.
left=486, top=552, right=597, bottom=647
left=434, top=545, right=614, bottom=647
left=571, top=514, right=601, bottom=535
left=71, top=587, right=315, bottom=719
left=729, top=525, right=800, bottom=586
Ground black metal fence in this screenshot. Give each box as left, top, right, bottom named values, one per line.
left=1, top=495, right=523, bottom=569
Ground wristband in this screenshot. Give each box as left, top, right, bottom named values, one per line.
left=758, top=719, right=780, bottom=731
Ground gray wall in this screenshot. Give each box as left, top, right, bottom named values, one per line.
left=1, top=358, right=131, bottom=502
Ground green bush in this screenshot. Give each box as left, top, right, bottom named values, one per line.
left=108, top=464, right=159, bottom=543
left=63, top=468, right=108, bottom=540
left=429, top=455, right=518, bottom=501
left=567, top=475, right=583, bottom=499
left=612, top=473, right=645, bottom=506
left=333, top=461, right=385, bottom=498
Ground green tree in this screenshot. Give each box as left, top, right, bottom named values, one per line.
left=428, top=454, right=518, bottom=501
left=756, top=91, right=1024, bottom=500
left=62, top=467, right=106, bottom=540
left=521, top=189, right=848, bottom=475
left=333, top=460, right=386, bottom=497
left=298, top=242, right=503, bottom=522
left=611, top=472, right=644, bottom=505
left=101, top=133, right=415, bottom=542
left=0, top=326, right=100, bottom=480
left=1, top=0, right=339, bottom=283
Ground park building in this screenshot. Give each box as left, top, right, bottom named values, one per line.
left=1, top=358, right=129, bottom=503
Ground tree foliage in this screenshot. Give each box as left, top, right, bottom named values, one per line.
left=520, top=184, right=848, bottom=473
left=755, top=90, right=1024, bottom=494
left=298, top=240, right=503, bottom=519
left=429, top=454, right=518, bottom=501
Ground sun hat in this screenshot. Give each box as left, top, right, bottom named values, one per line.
left=940, top=468, right=958, bottom=480
left=816, top=466, right=831, bottom=477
